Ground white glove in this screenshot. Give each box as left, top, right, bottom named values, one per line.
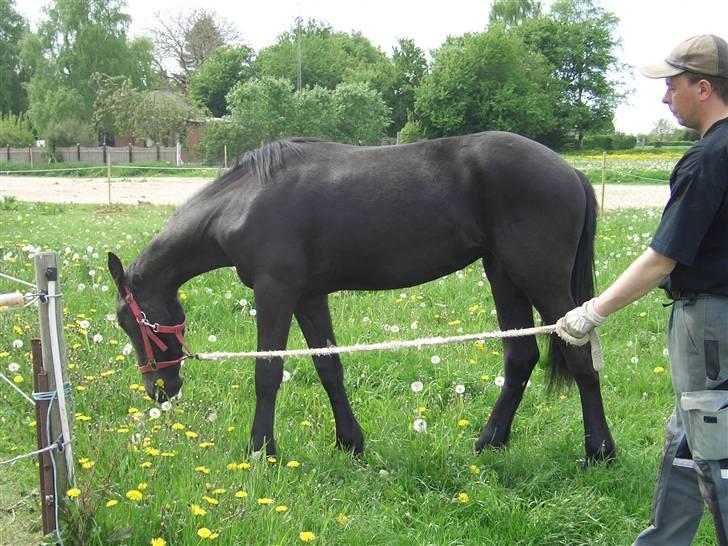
left=559, top=298, right=608, bottom=340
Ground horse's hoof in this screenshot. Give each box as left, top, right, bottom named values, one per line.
left=583, top=441, right=617, bottom=466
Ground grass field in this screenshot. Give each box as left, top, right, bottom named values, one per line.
left=0, top=199, right=718, bottom=545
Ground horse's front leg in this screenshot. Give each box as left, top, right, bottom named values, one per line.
left=295, top=294, right=364, bottom=454
left=249, top=279, right=296, bottom=456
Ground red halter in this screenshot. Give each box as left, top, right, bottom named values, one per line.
left=123, top=287, right=189, bottom=374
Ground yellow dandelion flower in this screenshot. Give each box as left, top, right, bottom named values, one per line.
left=654, top=366, right=665, bottom=374
left=469, top=465, right=480, bottom=475
left=150, top=538, right=167, bottom=546
left=212, top=488, right=226, bottom=495
left=115, top=355, right=125, bottom=362
left=172, top=423, right=185, bottom=430
left=257, top=498, right=274, bottom=505
left=194, top=466, right=210, bottom=474
left=267, top=456, right=277, bottom=464
left=13, top=375, right=23, bottom=384
left=126, top=490, right=143, bottom=501
left=185, top=431, right=199, bottom=439
left=226, top=463, right=237, bottom=470
left=227, top=426, right=235, bottom=432
left=199, top=442, right=214, bottom=449
left=66, top=488, right=81, bottom=498
left=197, top=528, right=212, bottom=539
left=76, top=385, right=86, bottom=392
left=300, top=420, right=312, bottom=427
left=81, top=460, right=95, bottom=470
left=639, top=311, right=647, bottom=317
left=338, top=513, right=348, bottom=525
left=235, top=491, right=248, bottom=499
left=457, top=419, right=470, bottom=427
left=457, top=492, right=469, bottom=503
left=155, top=378, right=165, bottom=387
left=275, top=505, right=288, bottom=513
left=191, top=504, right=207, bottom=516
left=137, top=482, right=148, bottom=491
left=202, top=496, right=218, bottom=505
left=141, top=461, right=152, bottom=468
left=286, top=460, right=301, bottom=468
left=299, top=531, right=316, bottom=542
left=448, top=320, right=461, bottom=326
left=237, top=462, right=251, bottom=470
left=106, top=499, right=118, bottom=507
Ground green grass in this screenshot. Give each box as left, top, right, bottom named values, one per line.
left=0, top=202, right=719, bottom=545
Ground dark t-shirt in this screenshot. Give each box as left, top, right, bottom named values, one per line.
left=650, top=117, right=728, bottom=296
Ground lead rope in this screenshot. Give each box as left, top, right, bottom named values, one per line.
left=192, top=324, right=604, bottom=372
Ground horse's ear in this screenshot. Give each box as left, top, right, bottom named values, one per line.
left=107, top=252, right=126, bottom=293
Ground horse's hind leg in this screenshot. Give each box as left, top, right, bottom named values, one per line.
left=475, top=257, right=540, bottom=452
left=295, top=294, right=364, bottom=454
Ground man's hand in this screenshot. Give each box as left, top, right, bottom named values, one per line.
left=559, top=298, right=608, bottom=340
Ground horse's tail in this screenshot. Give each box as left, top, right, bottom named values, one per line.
left=548, top=169, right=597, bottom=388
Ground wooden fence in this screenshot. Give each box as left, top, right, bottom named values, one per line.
left=2, top=144, right=177, bottom=165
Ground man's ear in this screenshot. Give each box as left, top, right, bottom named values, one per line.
left=107, top=252, right=126, bottom=293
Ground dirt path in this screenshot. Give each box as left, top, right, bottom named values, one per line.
left=0, top=176, right=670, bottom=209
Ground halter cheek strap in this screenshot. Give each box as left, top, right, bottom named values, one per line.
left=123, top=287, right=190, bottom=374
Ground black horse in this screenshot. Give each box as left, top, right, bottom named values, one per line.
left=108, top=131, right=615, bottom=462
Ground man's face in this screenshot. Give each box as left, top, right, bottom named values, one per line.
left=662, top=74, right=701, bottom=129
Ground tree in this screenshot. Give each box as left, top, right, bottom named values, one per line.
left=20, top=0, right=155, bottom=138
left=650, top=118, right=677, bottom=143
left=489, top=0, right=542, bottom=27
left=0, top=0, right=29, bottom=115
left=415, top=29, right=557, bottom=140
left=188, top=46, right=255, bottom=117
left=151, top=9, right=240, bottom=89
left=0, top=113, right=35, bottom=146
left=517, top=0, right=625, bottom=147
left=332, top=82, right=391, bottom=145
left=387, top=38, right=428, bottom=133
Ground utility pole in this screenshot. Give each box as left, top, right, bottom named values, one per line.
left=296, top=8, right=302, bottom=92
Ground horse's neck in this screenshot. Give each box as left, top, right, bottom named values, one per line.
left=132, top=224, right=229, bottom=293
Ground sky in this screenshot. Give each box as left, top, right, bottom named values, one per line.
left=15, top=0, right=728, bottom=134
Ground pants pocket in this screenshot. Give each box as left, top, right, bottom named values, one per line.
left=681, top=390, right=728, bottom=460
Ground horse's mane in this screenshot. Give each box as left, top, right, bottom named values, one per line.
left=233, top=138, right=322, bottom=183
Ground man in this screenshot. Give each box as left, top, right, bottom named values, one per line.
left=559, top=34, right=728, bottom=545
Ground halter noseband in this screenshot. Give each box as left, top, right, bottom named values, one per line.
left=123, top=287, right=189, bottom=374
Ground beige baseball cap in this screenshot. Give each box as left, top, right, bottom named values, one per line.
left=639, top=34, right=728, bottom=79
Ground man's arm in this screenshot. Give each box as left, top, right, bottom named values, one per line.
left=560, top=247, right=677, bottom=339
left=593, top=247, right=677, bottom=316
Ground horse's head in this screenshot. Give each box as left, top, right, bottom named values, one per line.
left=108, top=252, right=186, bottom=402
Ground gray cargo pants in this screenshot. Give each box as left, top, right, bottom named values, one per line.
left=634, top=296, right=728, bottom=546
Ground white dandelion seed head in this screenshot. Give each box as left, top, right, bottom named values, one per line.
left=626, top=340, right=634, bottom=348
left=455, top=384, right=465, bottom=395
left=92, top=252, right=99, bottom=259
left=105, top=313, right=116, bottom=321
left=77, top=283, right=86, bottom=291
left=363, top=316, right=371, bottom=323
left=101, top=285, right=109, bottom=292
left=208, top=334, right=217, bottom=343
left=630, top=356, right=639, bottom=365
left=205, top=288, right=213, bottom=294
left=93, top=334, right=103, bottom=343
left=662, top=348, right=669, bottom=356
left=149, top=408, right=161, bottom=419
left=86, top=246, right=93, bottom=253
left=122, top=343, right=133, bottom=356
left=238, top=299, right=248, bottom=307
left=494, top=376, right=505, bottom=387
left=410, top=322, right=418, bottom=330
left=161, top=401, right=172, bottom=412
left=79, top=320, right=90, bottom=330
left=410, top=381, right=424, bottom=393
left=282, top=370, right=291, bottom=382
left=207, top=412, right=217, bottom=422
left=8, top=362, right=20, bottom=372
left=430, top=355, right=441, bottom=365
left=413, top=418, right=427, bottom=433
left=383, top=324, right=391, bottom=332
left=224, top=292, right=232, bottom=300
left=88, top=269, right=96, bottom=277
left=391, top=325, right=400, bottom=333
left=249, top=309, right=257, bottom=317
left=12, top=340, right=23, bottom=349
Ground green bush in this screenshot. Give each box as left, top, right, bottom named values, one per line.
left=399, top=119, right=422, bottom=144
left=0, top=113, right=36, bottom=147
left=45, top=118, right=97, bottom=148
left=582, top=133, right=637, bottom=150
